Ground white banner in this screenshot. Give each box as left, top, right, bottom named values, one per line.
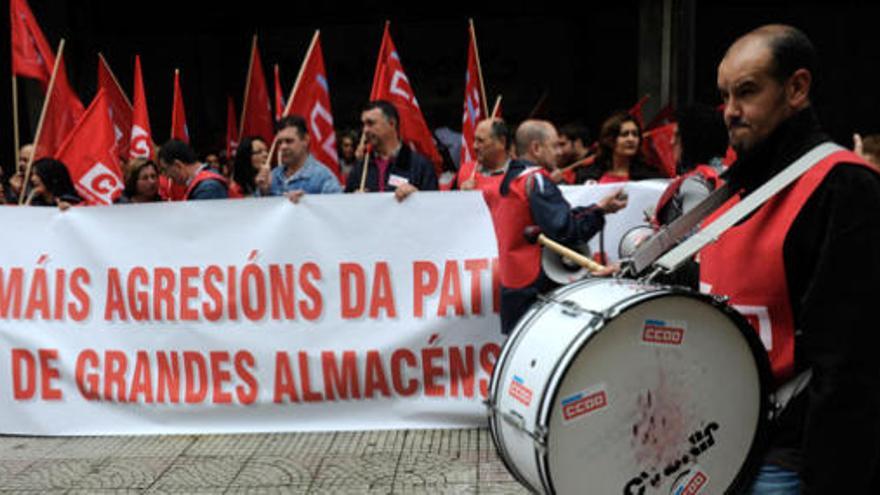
left=0, top=193, right=503, bottom=435
left=0, top=183, right=664, bottom=436
left=561, top=180, right=668, bottom=262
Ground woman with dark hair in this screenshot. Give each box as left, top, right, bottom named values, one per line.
left=577, top=111, right=663, bottom=184
left=231, top=136, right=270, bottom=197
left=27, top=158, right=82, bottom=207
left=117, top=159, right=162, bottom=203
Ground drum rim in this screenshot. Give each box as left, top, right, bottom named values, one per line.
left=535, top=284, right=774, bottom=495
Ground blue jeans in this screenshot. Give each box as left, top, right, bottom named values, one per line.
left=747, top=464, right=801, bottom=495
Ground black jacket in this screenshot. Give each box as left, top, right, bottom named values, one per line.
left=713, top=108, right=880, bottom=494
left=344, top=144, right=438, bottom=193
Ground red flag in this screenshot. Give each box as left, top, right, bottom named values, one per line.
left=171, top=69, right=189, bottom=143
left=369, top=22, right=442, bottom=167
left=240, top=35, right=274, bottom=145
left=285, top=31, right=341, bottom=179
left=33, top=45, right=85, bottom=160
left=274, top=64, right=284, bottom=123
left=460, top=21, right=488, bottom=166
left=643, top=122, right=677, bottom=178
left=226, top=95, right=239, bottom=160
left=129, top=55, right=154, bottom=160
left=628, top=94, right=650, bottom=129
left=646, top=103, right=675, bottom=131
left=55, top=88, right=124, bottom=205
left=97, top=54, right=133, bottom=160
left=10, top=0, right=54, bottom=87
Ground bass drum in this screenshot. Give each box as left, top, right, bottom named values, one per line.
left=487, top=278, right=772, bottom=494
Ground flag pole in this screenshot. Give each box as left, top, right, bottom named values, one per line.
left=469, top=19, right=489, bottom=118
left=282, top=30, right=320, bottom=116
left=239, top=34, right=258, bottom=139
left=97, top=53, right=133, bottom=108
left=20, top=39, right=65, bottom=205
left=490, top=95, right=502, bottom=119
left=265, top=30, right=320, bottom=171
left=358, top=141, right=370, bottom=192
left=12, top=76, right=20, bottom=171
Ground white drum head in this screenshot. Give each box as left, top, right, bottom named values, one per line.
left=544, top=293, right=767, bottom=494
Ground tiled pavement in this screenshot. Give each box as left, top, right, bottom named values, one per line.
left=0, top=428, right=530, bottom=494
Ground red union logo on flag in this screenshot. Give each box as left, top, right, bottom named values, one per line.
left=310, top=101, right=338, bottom=163
left=78, top=162, right=123, bottom=204
left=129, top=125, right=152, bottom=159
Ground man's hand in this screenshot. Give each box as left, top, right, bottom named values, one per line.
left=394, top=183, right=418, bottom=202
left=460, top=178, right=476, bottom=191
left=285, top=190, right=305, bottom=204
left=255, top=166, right=271, bottom=194
left=549, top=168, right=565, bottom=184
left=597, top=188, right=628, bottom=213
left=854, top=133, right=865, bottom=157
left=591, top=262, right=620, bottom=277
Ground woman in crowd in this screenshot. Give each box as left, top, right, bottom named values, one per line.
left=231, top=136, right=270, bottom=197
left=118, top=159, right=162, bottom=203
left=26, top=158, right=83, bottom=207
left=577, top=111, right=663, bottom=183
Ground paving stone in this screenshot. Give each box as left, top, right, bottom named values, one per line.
left=226, top=487, right=311, bottom=495
left=477, top=457, right=519, bottom=484
left=326, top=430, right=407, bottom=455
left=0, top=437, right=68, bottom=460
left=252, top=432, right=334, bottom=457
left=184, top=434, right=266, bottom=456
left=474, top=482, right=530, bottom=494
left=145, top=455, right=243, bottom=490
left=401, top=429, right=481, bottom=454
left=309, top=453, right=397, bottom=490
left=73, top=456, right=175, bottom=489
left=146, top=489, right=227, bottom=495
left=389, top=484, right=477, bottom=494
left=395, top=452, right=477, bottom=485
left=68, top=490, right=144, bottom=494
left=3, top=458, right=97, bottom=489
left=230, top=455, right=321, bottom=487
left=110, top=435, right=195, bottom=458
left=39, top=436, right=129, bottom=459
left=0, top=460, right=36, bottom=486
left=0, top=490, right=69, bottom=495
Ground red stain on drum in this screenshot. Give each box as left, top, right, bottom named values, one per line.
left=630, top=369, right=687, bottom=467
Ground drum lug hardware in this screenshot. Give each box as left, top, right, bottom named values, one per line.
left=501, top=410, right=547, bottom=447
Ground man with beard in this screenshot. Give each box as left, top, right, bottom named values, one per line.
left=701, top=24, right=880, bottom=493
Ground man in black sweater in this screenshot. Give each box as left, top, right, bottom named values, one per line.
left=704, top=24, right=880, bottom=494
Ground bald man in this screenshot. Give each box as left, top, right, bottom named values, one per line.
left=494, top=119, right=626, bottom=334
left=701, top=25, right=880, bottom=493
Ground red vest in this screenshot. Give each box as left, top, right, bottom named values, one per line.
left=158, top=175, right=186, bottom=201
left=496, top=166, right=546, bottom=289
left=185, top=169, right=229, bottom=199
left=700, top=149, right=872, bottom=381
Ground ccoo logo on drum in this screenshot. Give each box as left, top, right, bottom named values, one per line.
left=508, top=375, right=533, bottom=406
left=642, top=319, right=686, bottom=346
left=560, top=385, right=608, bottom=424
left=672, top=469, right=708, bottom=495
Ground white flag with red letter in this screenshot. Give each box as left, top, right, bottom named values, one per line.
left=55, top=88, right=125, bottom=205
left=370, top=22, right=442, bottom=168
left=129, top=55, right=154, bottom=160
left=285, top=31, right=341, bottom=179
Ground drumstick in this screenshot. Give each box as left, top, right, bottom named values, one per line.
left=559, top=153, right=596, bottom=174
left=537, top=233, right=607, bottom=273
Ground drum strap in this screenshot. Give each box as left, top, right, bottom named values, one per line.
left=641, top=142, right=843, bottom=277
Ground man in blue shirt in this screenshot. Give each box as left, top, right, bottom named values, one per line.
left=270, top=115, right=342, bottom=202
